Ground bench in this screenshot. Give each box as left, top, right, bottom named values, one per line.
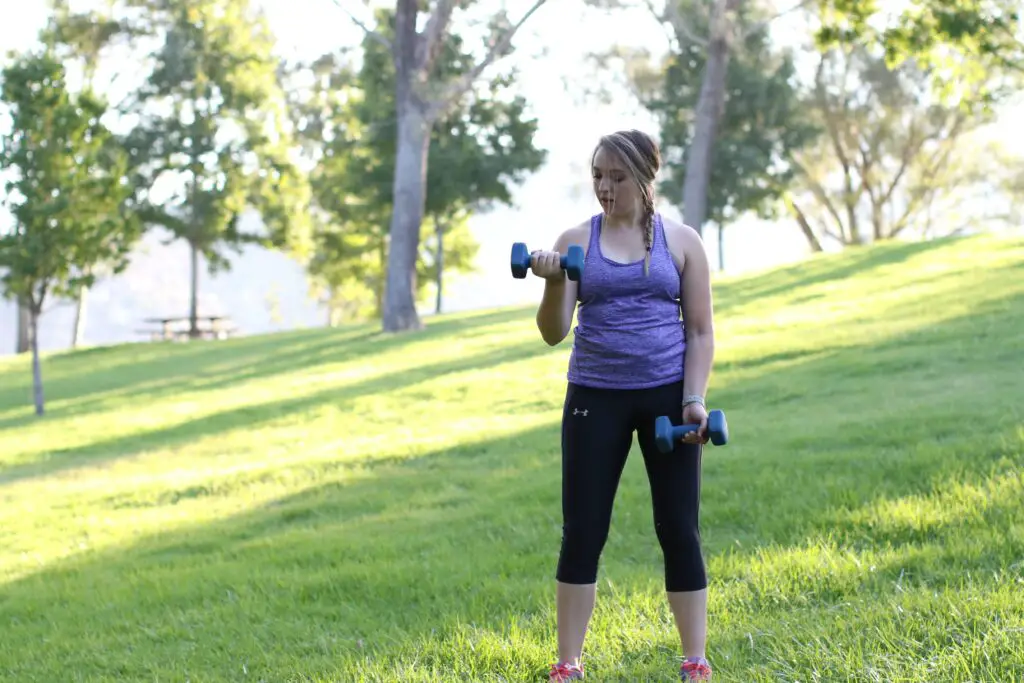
left=137, top=315, right=240, bottom=342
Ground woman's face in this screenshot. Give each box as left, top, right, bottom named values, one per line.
left=592, top=146, right=639, bottom=218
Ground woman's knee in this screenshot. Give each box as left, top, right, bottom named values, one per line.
left=556, top=522, right=611, bottom=583
left=654, top=515, right=706, bottom=591
left=655, top=510, right=699, bottom=541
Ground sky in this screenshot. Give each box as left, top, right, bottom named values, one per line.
left=0, top=1, right=1021, bottom=352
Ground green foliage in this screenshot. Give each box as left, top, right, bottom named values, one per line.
left=122, top=0, right=312, bottom=274
left=0, top=48, right=141, bottom=414
left=39, top=0, right=131, bottom=86
left=0, top=50, right=140, bottom=313
left=292, top=9, right=546, bottom=322
left=630, top=2, right=820, bottom=228
left=815, top=0, right=1023, bottom=92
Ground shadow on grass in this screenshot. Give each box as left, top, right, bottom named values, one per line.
left=712, top=236, right=963, bottom=315
left=0, top=335, right=562, bottom=484
left=2, top=242, right=1024, bottom=679
left=0, top=421, right=567, bottom=682
left=0, top=305, right=539, bottom=430
left=1, top=370, right=1021, bottom=682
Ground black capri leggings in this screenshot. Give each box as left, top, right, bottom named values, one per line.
left=556, top=380, right=707, bottom=593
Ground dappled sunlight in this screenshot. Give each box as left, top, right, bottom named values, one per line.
left=2, top=235, right=1024, bottom=680
left=704, top=441, right=1024, bottom=610
left=0, top=331, right=561, bottom=471
left=0, top=409, right=563, bottom=585
left=0, top=419, right=569, bottom=680
left=716, top=236, right=1024, bottom=348
left=838, top=465, right=1024, bottom=546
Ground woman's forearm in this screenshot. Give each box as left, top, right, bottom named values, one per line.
left=536, top=277, right=571, bottom=346
left=683, top=331, right=715, bottom=399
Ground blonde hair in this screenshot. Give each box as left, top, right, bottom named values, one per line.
left=591, top=130, right=661, bottom=275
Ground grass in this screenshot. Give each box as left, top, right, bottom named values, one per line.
left=1, top=232, right=1023, bottom=682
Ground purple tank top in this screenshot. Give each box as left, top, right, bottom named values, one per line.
left=566, top=213, right=686, bottom=389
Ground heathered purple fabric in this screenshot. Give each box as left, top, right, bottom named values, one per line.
left=567, top=213, right=686, bottom=389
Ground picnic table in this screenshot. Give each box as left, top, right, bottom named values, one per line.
left=137, top=315, right=239, bottom=342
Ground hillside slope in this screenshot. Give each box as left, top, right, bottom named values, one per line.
left=1, top=234, right=1023, bottom=682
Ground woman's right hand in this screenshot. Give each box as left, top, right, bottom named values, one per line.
left=531, top=250, right=566, bottom=281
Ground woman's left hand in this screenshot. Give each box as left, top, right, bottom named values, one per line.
left=681, top=402, right=709, bottom=444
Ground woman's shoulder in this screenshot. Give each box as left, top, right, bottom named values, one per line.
left=658, top=213, right=704, bottom=271
left=552, top=216, right=595, bottom=253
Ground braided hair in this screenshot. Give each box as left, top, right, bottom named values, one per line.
left=592, top=130, right=661, bottom=276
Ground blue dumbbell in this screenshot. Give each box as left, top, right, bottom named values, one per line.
left=654, top=409, right=729, bottom=453
left=510, top=242, right=584, bottom=281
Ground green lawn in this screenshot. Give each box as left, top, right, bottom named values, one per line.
left=1, top=233, right=1023, bottom=682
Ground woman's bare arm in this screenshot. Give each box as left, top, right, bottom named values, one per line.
left=664, top=219, right=715, bottom=399
left=535, top=223, right=588, bottom=346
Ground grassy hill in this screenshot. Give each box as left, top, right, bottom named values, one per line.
left=1, top=233, right=1022, bottom=682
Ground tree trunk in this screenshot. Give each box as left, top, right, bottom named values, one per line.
left=786, top=195, right=825, bottom=252
left=72, top=284, right=88, bottom=348
left=717, top=225, right=725, bottom=271
left=30, top=307, right=45, bottom=416
left=434, top=214, right=444, bottom=315
left=680, top=0, right=736, bottom=235
left=844, top=191, right=862, bottom=244
left=326, top=288, right=338, bottom=328
left=872, top=199, right=884, bottom=242
left=382, top=102, right=431, bottom=333
left=189, top=240, right=199, bottom=339
left=16, top=297, right=30, bottom=354
left=376, top=234, right=387, bottom=318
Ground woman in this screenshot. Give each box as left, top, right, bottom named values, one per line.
left=530, top=129, right=716, bottom=682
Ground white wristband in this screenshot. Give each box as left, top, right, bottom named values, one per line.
left=682, top=394, right=705, bottom=408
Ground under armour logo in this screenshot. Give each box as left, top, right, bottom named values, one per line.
left=573, top=408, right=588, bottom=416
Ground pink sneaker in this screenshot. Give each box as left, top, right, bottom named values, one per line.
left=548, top=661, right=585, bottom=681
left=680, top=656, right=712, bottom=681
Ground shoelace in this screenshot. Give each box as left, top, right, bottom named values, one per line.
left=549, top=662, right=583, bottom=681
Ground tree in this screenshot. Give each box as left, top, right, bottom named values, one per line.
left=787, top=44, right=1021, bottom=248
left=0, top=51, right=141, bottom=415
left=603, top=2, right=819, bottom=268
left=293, top=11, right=546, bottom=322
left=585, top=0, right=814, bottom=238
left=123, top=0, right=312, bottom=338
left=40, top=0, right=137, bottom=348
left=16, top=304, right=30, bottom=354
left=335, top=0, right=549, bottom=332
left=815, top=0, right=1023, bottom=74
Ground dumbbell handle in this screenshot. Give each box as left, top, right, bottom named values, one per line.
left=673, top=423, right=703, bottom=435
left=515, top=250, right=571, bottom=268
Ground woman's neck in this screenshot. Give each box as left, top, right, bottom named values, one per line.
left=602, top=209, right=646, bottom=231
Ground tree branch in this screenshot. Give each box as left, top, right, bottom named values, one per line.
left=326, top=0, right=391, bottom=49
left=814, top=50, right=866, bottom=242
left=636, top=0, right=689, bottom=49
left=785, top=194, right=824, bottom=252
left=876, top=118, right=921, bottom=208
left=743, top=0, right=813, bottom=38
left=889, top=115, right=967, bottom=238
left=418, top=0, right=457, bottom=73
left=793, top=156, right=849, bottom=241
left=656, top=0, right=709, bottom=49
left=428, top=0, right=548, bottom=118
